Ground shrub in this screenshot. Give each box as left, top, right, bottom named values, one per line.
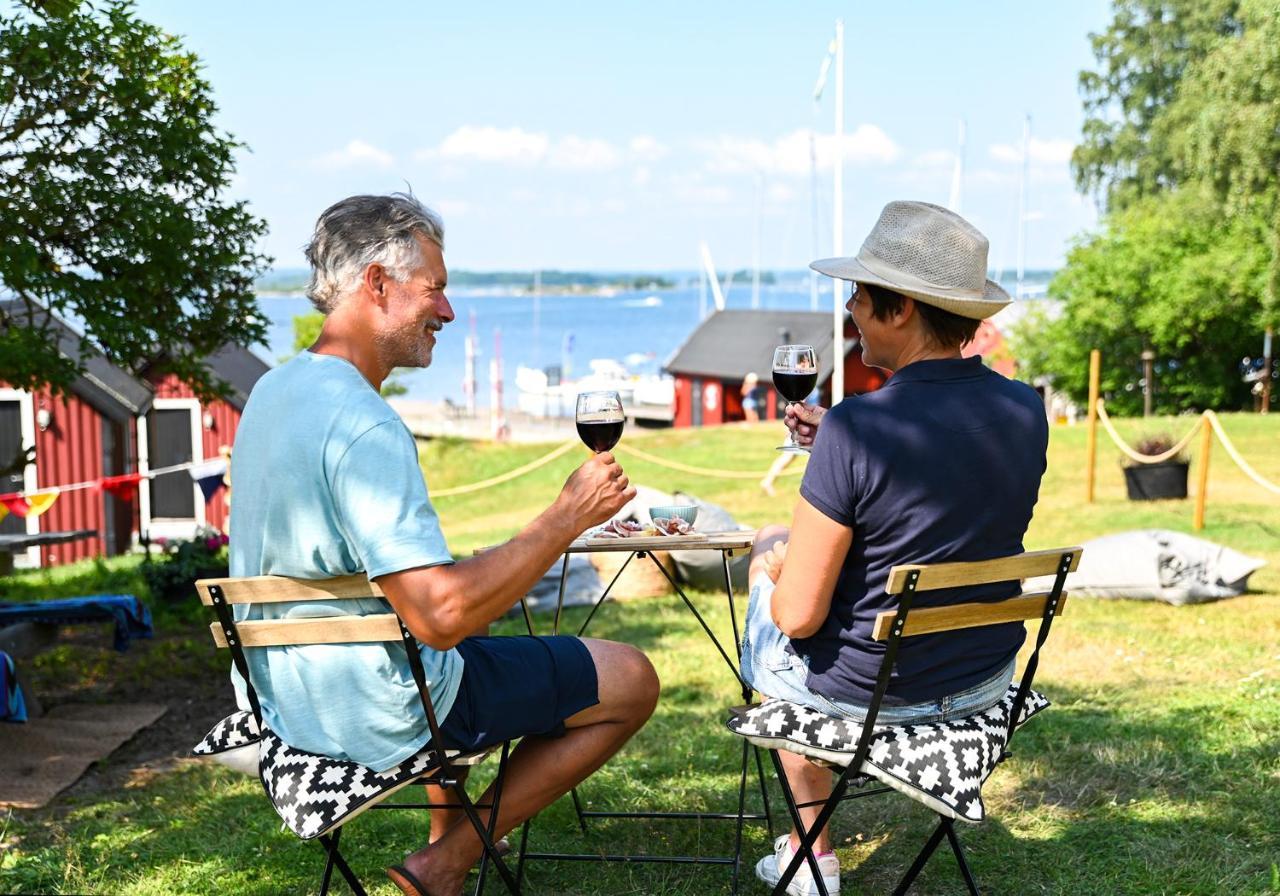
left=141, top=526, right=229, bottom=603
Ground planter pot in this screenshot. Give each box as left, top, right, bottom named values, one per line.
left=1123, top=461, right=1189, bottom=500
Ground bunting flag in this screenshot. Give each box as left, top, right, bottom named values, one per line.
left=0, top=490, right=61, bottom=519
left=102, top=472, right=145, bottom=500
left=188, top=459, right=228, bottom=504
left=0, top=504, right=7, bottom=524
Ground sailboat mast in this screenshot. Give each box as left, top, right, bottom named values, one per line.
left=831, top=17, right=845, bottom=404
left=1016, top=114, right=1030, bottom=299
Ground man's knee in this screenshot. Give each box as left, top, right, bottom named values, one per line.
left=586, top=639, right=660, bottom=719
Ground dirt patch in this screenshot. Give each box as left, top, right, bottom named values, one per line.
left=9, top=617, right=238, bottom=809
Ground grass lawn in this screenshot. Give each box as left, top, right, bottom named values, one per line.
left=2, top=414, right=1278, bottom=894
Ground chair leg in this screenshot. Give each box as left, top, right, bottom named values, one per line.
left=767, top=749, right=845, bottom=896
left=944, top=819, right=981, bottom=896
left=475, top=742, right=511, bottom=895
left=317, top=828, right=367, bottom=896
left=448, top=774, right=522, bottom=895
left=891, top=817, right=949, bottom=896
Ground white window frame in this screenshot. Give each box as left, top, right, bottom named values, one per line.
left=138, top=398, right=205, bottom=540
left=0, top=388, right=39, bottom=568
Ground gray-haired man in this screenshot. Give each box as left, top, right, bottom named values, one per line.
left=229, top=193, right=658, bottom=896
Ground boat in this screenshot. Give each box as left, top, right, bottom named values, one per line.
left=516, top=358, right=674, bottom=423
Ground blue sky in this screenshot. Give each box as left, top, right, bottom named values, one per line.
left=135, top=0, right=1113, bottom=273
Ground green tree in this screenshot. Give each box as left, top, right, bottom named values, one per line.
left=1013, top=188, right=1268, bottom=413
left=0, top=0, right=270, bottom=399
left=1072, top=0, right=1242, bottom=209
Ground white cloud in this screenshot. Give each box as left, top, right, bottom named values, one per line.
left=310, top=139, right=394, bottom=171
left=435, top=199, right=471, bottom=217
left=628, top=135, right=669, bottom=162
left=509, top=188, right=538, bottom=202
left=988, top=137, right=1076, bottom=165
left=426, top=126, right=550, bottom=165
left=633, top=166, right=652, bottom=186
left=549, top=135, right=621, bottom=171
left=912, top=149, right=956, bottom=168
left=767, top=183, right=797, bottom=203
left=698, top=124, right=900, bottom=176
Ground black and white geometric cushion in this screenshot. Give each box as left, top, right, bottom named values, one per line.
left=192, top=710, right=262, bottom=775
left=193, top=710, right=261, bottom=755
left=726, top=682, right=1049, bottom=823
left=257, top=728, right=497, bottom=840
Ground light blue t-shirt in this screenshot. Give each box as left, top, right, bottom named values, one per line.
left=228, top=351, right=462, bottom=771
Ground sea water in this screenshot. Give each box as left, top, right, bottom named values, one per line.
left=254, top=275, right=1049, bottom=407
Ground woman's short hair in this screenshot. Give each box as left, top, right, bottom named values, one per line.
left=863, top=282, right=980, bottom=350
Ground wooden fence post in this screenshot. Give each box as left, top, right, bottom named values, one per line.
left=1085, top=349, right=1101, bottom=503
left=1193, top=416, right=1212, bottom=530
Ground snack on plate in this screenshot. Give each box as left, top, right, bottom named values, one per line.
left=651, top=516, right=694, bottom=536
left=592, top=519, right=646, bottom=539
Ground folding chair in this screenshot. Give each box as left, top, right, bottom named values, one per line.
left=191, top=574, right=522, bottom=896
left=727, top=546, right=1081, bottom=896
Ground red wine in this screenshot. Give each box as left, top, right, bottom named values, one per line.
left=773, top=371, right=817, bottom=403
left=577, top=419, right=624, bottom=452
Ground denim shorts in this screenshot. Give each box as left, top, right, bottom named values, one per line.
left=740, top=577, right=1014, bottom=725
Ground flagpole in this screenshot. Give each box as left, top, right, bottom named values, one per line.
left=831, top=18, right=845, bottom=404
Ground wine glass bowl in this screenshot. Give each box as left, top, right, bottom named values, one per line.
left=575, top=390, right=625, bottom=453
left=772, top=344, right=817, bottom=453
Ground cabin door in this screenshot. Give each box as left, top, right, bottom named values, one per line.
left=0, top=391, right=38, bottom=568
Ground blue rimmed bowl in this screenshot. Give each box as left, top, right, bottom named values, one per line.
left=648, top=504, right=698, bottom=526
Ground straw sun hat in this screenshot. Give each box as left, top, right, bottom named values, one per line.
left=810, top=200, right=1011, bottom=320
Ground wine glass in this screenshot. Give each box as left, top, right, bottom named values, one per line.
left=772, top=344, right=817, bottom=453
left=575, top=390, right=625, bottom=453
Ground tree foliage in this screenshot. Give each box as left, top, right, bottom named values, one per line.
left=1013, top=189, right=1268, bottom=413
left=1025, top=0, right=1280, bottom=413
left=0, top=0, right=270, bottom=399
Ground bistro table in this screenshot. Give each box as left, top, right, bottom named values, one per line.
left=0, top=529, right=97, bottom=577
left=491, top=529, right=773, bottom=893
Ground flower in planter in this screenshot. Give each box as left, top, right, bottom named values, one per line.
left=1122, top=434, right=1190, bottom=500
left=142, top=525, right=230, bottom=602
left=1123, top=434, right=1189, bottom=466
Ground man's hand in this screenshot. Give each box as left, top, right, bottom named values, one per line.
left=558, top=451, right=636, bottom=532
left=784, top=402, right=827, bottom=448
left=763, top=539, right=788, bottom=584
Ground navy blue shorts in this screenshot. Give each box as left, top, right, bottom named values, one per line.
left=433, top=635, right=599, bottom=753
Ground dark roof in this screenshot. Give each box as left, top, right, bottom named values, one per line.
left=204, top=343, right=272, bottom=411
left=0, top=299, right=154, bottom=422
left=664, top=309, right=854, bottom=384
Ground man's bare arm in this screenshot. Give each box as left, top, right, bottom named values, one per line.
left=377, top=451, right=635, bottom=650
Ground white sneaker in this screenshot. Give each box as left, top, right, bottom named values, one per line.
left=754, top=833, right=840, bottom=896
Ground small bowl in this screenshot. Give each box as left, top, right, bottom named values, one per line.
left=649, top=504, right=698, bottom=526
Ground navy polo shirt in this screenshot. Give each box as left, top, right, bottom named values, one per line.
left=795, top=356, right=1048, bottom=706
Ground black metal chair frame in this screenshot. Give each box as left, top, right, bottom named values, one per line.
left=762, top=549, right=1077, bottom=896
left=511, top=544, right=773, bottom=895
left=205, top=581, right=522, bottom=896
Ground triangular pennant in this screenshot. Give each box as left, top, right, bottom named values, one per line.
left=196, top=474, right=227, bottom=504
left=102, top=472, right=144, bottom=500
left=0, top=504, right=8, bottom=523
left=25, top=490, right=59, bottom=518
left=0, top=495, right=29, bottom=518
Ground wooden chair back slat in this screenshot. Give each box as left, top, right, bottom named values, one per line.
left=885, top=547, right=1081, bottom=594
left=196, top=574, right=382, bottom=606
left=871, top=591, right=1069, bottom=641
left=208, top=614, right=402, bottom=649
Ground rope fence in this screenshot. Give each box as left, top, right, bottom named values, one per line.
left=1095, top=399, right=1203, bottom=464
left=429, top=437, right=807, bottom=497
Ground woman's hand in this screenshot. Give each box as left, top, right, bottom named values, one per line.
left=763, top=539, right=788, bottom=584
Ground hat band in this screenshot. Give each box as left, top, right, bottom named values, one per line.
left=855, top=249, right=986, bottom=301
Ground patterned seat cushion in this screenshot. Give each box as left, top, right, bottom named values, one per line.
left=726, top=682, right=1049, bottom=823
left=193, top=709, right=261, bottom=755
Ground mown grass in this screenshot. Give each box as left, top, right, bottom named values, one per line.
left=2, top=414, right=1278, bottom=895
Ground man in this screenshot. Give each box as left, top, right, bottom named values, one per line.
left=229, top=193, right=658, bottom=896
left=742, top=201, right=1048, bottom=895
